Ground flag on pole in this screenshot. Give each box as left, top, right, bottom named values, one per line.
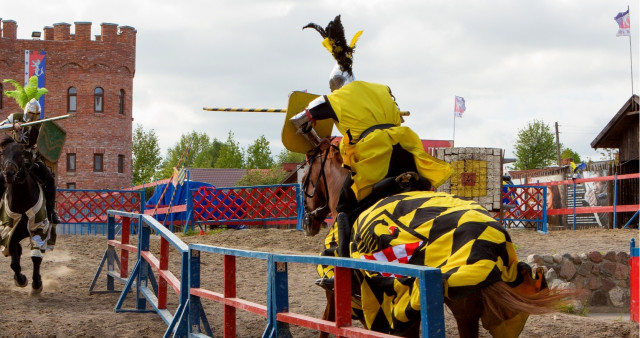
left=615, top=9, right=630, bottom=37
left=454, top=96, right=466, bottom=117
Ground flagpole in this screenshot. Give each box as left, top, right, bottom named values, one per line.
left=453, top=111, right=456, bottom=147
left=628, top=6, right=634, bottom=98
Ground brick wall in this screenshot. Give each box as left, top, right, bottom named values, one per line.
left=0, top=20, right=135, bottom=189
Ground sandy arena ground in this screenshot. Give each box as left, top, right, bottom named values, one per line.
left=0, top=227, right=638, bottom=337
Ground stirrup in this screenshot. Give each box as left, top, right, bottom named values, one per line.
left=315, top=277, right=335, bottom=292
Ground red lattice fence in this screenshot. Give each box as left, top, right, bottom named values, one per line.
left=192, top=184, right=302, bottom=228
left=57, top=189, right=143, bottom=234
left=493, top=185, right=548, bottom=233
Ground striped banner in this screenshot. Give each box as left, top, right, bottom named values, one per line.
left=25, top=50, right=46, bottom=118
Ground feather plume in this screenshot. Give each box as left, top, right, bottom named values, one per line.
left=3, top=76, right=48, bottom=109
left=303, top=15, right=362, bottom=76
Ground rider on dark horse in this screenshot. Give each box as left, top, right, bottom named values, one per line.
left=290, top=15, right=453, bottom=225
left=0, top=98, right=61, bottom=227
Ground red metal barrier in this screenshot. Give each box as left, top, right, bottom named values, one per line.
left=58, top=189, right=142, bottom=223
left=500, top=186, right=544, bottom=220
left=192, top=185, right=298, bottom=225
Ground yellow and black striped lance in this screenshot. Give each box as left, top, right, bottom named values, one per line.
left=204, top=94, right=411, bottom=154
left=202, top=107, right=286, bottom=113
left=203, top=107, right=410, bottom=115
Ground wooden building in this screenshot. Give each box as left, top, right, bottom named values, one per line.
left=591, top=94, right=639, bottom=227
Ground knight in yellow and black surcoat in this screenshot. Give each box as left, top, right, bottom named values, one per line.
left=291, top=16, right=451, bottom=221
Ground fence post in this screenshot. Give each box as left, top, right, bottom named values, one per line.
left=630, top=238, right=638, bottom=323
left=295, top=183, right=304, bottom=231
left=541, top=186, right=548, bottom=234
left=572, top=180, right=577, bottom=230
left=140, top=182, right=146, bottom=216
left=613, top=173, right=618, bottom=229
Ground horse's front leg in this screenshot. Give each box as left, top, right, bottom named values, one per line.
left=31, top=253, right=43, bottom=293
left=319, top=290, right=335, bottom=338
left=9, top=239, right=27, bottom=287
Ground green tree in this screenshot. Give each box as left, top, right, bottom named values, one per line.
left=158, top=131, right=211, bottom=178
left=192, top=138, right=223, bottom=168
left=132, top=124, right=162, bottom=185
left=277, top=149, right=305, bottom=164
left=215, top=131, right=244, bottom=168
left=236, top=168, right=288, bottom=186
left=245, top=135, right=274, bottom=169
left=560, top=147, right=581, bottom=164
left=513, top=119, right=556, bottom=170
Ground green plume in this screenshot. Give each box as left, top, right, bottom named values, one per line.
left=3, top=76, right=48, bottom=109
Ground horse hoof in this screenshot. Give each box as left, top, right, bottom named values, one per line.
left=31, top=280, right=43, bottom=294
left=14, top=274, right=28, bottom=288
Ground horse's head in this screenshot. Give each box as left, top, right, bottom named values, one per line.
left=0, top=136, right=25, bottom=184
left=301, top=138, right=348, bottom=236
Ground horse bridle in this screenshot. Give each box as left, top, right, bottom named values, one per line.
left=302, top=142, right=337, bottom=225
left=1, top=157, right=27, bottom=184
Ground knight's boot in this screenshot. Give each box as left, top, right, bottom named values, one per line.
left=336, top=212, right=351, bottom=258
left=46, top=201, right=61, bottom=224
left=45, top=197, right=59, bottom=249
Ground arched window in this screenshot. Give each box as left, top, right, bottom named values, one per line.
left=118, top=89, right=125, bottom=115
left=68, top=87, right=77, bottom=112
left=94, top=87, right=104, bottom=112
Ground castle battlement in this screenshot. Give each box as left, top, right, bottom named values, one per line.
left=0, top=18, right=136, bottom=190
left=1, top=19, right=136, bottom=44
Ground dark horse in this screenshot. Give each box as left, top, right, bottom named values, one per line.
left=301, top=139, right=574, bottom=338
left=0, top=135, right=51, bottom=293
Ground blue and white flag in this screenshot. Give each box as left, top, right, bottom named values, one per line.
left=615, top=9, right=630, bottom=37
left=454, top=96, right=466, bottom=118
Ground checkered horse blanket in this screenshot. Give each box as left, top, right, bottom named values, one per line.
left=318, top=190, right=523, bottom=333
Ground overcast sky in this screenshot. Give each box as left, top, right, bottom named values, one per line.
left=3, top=0, right=638, bottom=163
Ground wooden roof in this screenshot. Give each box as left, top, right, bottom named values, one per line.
left=591, top=95, right=639, bottom=149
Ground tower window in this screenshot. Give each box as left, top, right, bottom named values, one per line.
left=68, top=87, right=77, bottom=112
left=94, top=87, right=104, bottom=112
left=67, top=153, right=76, bottom=172
left=118, top=154, right=125, bottom=173
left=93, top=153, right=104, bottom=172
left=118, top=89, right=125, bottom=115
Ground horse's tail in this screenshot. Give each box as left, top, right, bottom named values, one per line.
left=481, top=281, right=582, bottom=320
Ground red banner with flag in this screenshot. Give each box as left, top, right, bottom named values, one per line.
left=24, top=50, right=46, bottom=118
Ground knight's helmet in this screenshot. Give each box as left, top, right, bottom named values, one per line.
left=23, top=98, right=42, bottom=122
left=303, top=15, right=363, bottom=91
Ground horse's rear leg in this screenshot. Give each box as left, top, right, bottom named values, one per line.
left=31, top=254, right=43, bottom=293
left=9, top=242, right=27, bottom=287
left=445, top=293, right=483, bottom=338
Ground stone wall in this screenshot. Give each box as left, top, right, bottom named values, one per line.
left=527, top=250, right=631, bottom=313
left=435, top=147, right=503, bottom=211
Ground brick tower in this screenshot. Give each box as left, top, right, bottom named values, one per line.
left=0, top=20, right=136, bottom=189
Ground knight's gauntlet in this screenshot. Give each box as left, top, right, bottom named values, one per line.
left=290, top=110, right=321, bottom=147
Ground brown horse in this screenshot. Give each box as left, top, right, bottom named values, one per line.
left=301, top=139, right=574, bottom=338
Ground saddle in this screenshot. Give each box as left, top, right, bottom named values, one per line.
left=349, top=171, right=431, bottom=224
